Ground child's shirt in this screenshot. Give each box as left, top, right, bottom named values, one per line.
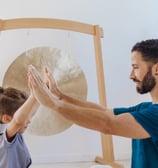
left=0, top=127, right=32, bottom=168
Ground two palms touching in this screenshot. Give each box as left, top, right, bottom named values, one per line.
left=28, top=65, right=61, bottom=108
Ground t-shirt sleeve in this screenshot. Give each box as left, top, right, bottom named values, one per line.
left=114, top=102, right=150, bottom=115
left=114, top=107, right=132, bottom=115
left=131, top=105, right=158, bottom=141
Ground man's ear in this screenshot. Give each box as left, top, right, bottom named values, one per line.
left=1, top=114, right=12, bottom=123
left=154, top=63, right=158, bottom=75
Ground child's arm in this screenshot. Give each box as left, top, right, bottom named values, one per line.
left=6, top=94, right=39, bottom=141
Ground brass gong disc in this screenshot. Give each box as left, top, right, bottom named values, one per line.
left=2, top=47, right=88, bottom=136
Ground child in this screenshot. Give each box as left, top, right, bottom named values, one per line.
left=0, top=86, right=39, bottom=168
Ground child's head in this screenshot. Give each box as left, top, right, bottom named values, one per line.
left=0, top=87, right=28, bottom=124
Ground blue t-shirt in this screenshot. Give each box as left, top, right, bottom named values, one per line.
left=114, top=102, right=158, bottom=168
left=0, top=128, right=32, bottom=168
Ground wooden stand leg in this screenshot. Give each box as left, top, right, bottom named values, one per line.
left=93, top=27, right=123, bottom=168
left=95, top=134, right=123, bottom=168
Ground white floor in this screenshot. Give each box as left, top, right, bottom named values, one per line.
left=30, top=160, right=131, bottom=168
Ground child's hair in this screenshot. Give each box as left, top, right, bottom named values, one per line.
left=0, top=87, right=28, bottom=121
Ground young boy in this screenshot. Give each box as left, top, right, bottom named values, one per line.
left=0, top=86, right=39, bottom=168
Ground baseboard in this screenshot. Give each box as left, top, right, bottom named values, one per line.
left=32, top=153, right=97, bottom=164
left=32, top=152, right=131, bottom=164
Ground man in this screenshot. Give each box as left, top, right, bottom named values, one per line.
left=28, top=39, right=158, bottom=168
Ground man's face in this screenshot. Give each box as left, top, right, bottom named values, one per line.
left=130, top=51, right=156, bottom=94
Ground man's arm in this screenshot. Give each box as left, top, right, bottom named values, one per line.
left=28, top=65, right=150, bottom=139
left=44, top=66, right=107, bottom=111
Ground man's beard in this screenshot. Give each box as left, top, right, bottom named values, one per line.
left=134, top=68, right=156, bottom=94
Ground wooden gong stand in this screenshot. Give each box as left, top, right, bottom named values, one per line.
left=0, top=18, right=123, bottom=168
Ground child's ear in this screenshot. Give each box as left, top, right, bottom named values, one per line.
left=1, top=114, right=12, bottom=123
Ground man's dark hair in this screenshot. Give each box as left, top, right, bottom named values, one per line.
left=131, top=39, right=158, bottom=64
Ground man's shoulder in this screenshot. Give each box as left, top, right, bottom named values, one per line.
left=136, top=102, right=152, bottom=109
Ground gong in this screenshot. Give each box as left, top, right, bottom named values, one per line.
left=2, top=47, right=88, bottom=136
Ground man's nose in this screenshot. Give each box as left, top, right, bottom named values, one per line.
left=129, top=70, right=135, bottom=79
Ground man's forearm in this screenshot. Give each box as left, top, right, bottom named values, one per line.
left=59, top=92, right=106, bottom=111
left=48, top=97, right=112, bottom=134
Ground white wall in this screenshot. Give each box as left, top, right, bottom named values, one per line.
left=0, top=0, right=158, bottom=164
